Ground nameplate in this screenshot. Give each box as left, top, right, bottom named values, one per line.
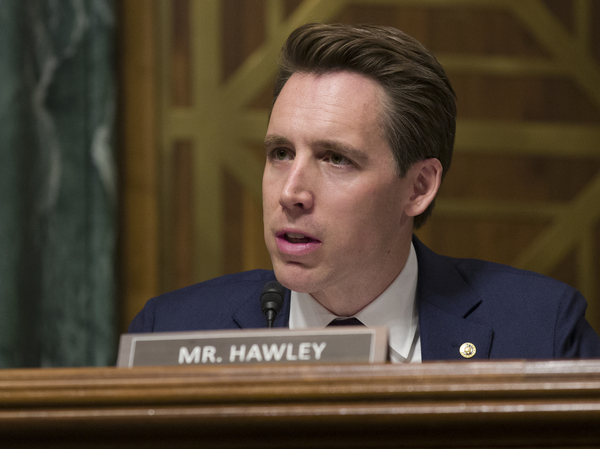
left=117, top=327, right=387, bottom=367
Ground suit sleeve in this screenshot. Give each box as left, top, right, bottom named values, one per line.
left=554, top=286, right=600, bottom=358
left=128, top=297, right=157, bottom=333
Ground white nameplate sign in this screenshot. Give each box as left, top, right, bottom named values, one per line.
left=117, top=327, right=387, bottom=367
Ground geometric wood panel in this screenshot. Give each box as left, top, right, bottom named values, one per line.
left=145, top=0, right=600, bottom=332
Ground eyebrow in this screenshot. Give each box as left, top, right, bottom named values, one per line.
left=264, top=135, right=291, bottom=149
left=316, top=139, right=368, bottom=164
left=264, top=134, right=369, bottom=163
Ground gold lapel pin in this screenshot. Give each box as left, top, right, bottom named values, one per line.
left=459, top=342, right=476, bottom=358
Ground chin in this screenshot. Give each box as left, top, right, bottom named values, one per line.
left=272, top=262, right=322, bottom=294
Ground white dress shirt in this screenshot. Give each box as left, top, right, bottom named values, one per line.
left=289, top=242, right=421, bottom=363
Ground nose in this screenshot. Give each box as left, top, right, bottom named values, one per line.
left=279, top=159, right=314, bottom=211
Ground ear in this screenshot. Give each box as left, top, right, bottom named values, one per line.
left=404, top=158, right=443, bottom=217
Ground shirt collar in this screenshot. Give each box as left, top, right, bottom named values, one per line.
left=289, top=242, right=420, bottom=362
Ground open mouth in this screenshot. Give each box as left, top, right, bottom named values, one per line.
left=275, top=231, right=321, bottom=256
left=284, top=232, right=316, bottom=244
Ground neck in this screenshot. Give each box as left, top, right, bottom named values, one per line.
left=310, top=239, right=412, bottom=317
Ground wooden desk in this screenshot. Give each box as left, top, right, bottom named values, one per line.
left=1, top=360, right=599, bottom=448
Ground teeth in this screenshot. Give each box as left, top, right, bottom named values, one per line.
left=286, top=233, right=306, bottom=239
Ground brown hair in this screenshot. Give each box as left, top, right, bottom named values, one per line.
left=273, top=23, right=456, bottom=228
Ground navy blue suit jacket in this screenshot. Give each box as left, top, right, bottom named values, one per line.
left=129, top=237, right=600, bottom=360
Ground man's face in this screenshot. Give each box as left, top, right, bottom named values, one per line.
left=262, top=71, right=415, bottom=313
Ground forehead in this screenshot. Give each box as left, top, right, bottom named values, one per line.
left=274, top=71, right=385, bottom=114
left=268, top=71, right=388, bottom=145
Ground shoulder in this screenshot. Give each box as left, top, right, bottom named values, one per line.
left=451, top=256, right=569, bottom=295
left=414, top=236, right=570, bottom=300
left=454, top=257, right=600, bottom=357
left=428, top=248, right=575, bottom=316
left=128, top=270, right=276, bottom=333
left=414, top=236, right=600, bottom=358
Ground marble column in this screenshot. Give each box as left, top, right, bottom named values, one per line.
left=0, top=0, right=117, bottom=367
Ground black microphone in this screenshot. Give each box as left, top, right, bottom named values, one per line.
left=260, top=281, right=284, bottom=328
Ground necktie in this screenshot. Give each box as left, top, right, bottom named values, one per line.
left=327, top=317, right=365, bottom=327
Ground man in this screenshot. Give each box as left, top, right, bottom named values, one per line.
left=129, top=23, right=600, bottom=360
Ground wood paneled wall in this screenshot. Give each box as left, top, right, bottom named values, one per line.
left=119, top=0, right=600, bottom=333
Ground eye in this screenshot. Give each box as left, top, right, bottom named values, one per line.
left=328, top=153, right=351, bottom=166
left=269, top=148, right=292, bottom=161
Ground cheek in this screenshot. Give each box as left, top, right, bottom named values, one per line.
left=355, top=184, right=405, bottom=228
left=262, top=175, right=278, bottom=208
left=328, top=192, right=385, bottom=237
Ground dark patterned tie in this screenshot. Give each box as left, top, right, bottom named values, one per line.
left=327, top=317, right=365, bottom=327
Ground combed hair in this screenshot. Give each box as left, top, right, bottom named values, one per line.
left=273, top=23, right=456, bottom=228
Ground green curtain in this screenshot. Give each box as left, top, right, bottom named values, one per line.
left=0, top=0, right=116, bottom=367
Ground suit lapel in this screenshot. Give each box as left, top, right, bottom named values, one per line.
left=413, top=237, right=493, bottom=360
